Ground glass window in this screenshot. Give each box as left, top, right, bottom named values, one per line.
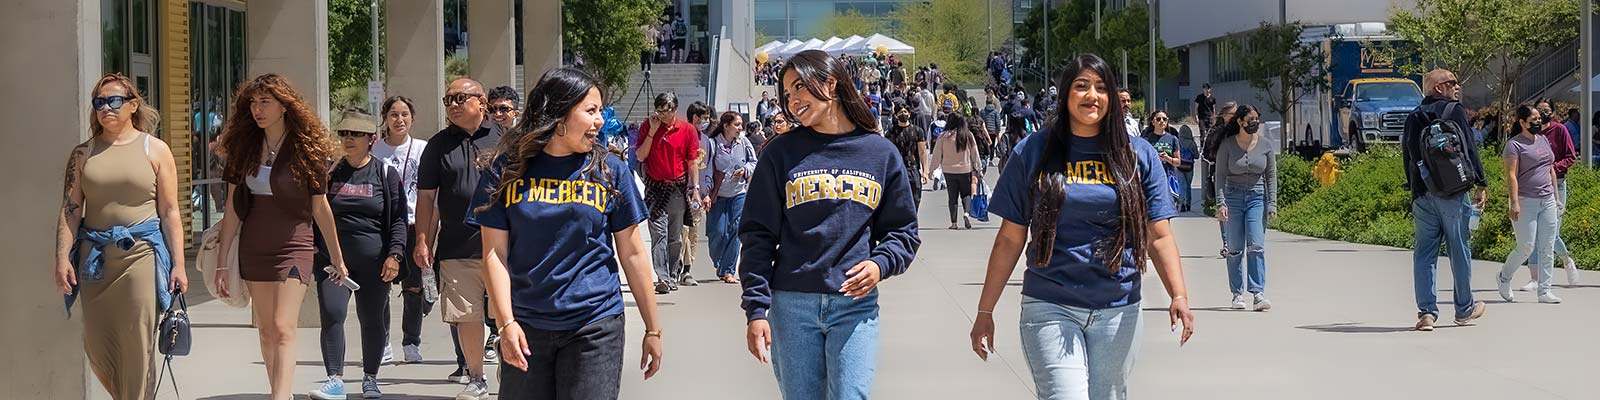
left=102, top=0, right=127, bottom=75
left=132, top=0, right=148, bottom=54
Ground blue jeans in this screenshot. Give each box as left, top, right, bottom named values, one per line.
left=1411, top=192, right=1475, bottom=319
left=1222, top=187, right=1267, bottom=295
left=1499, top=196, right=1560, bottom=294
left=1019, top=296, right=1143, bottom=400
left=1529, top=179, right=1569, bottom=267
left=707, top=194, right=746, bottom=277
left=1177, top=170, right=1193, bottom=210
left=769, top=290, right=879, bottom=400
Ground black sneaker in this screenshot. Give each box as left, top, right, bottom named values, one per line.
left=679, top=274, right=699, bottom=286
left=447, top=366, right=468, bottom=384
left=655, top=281, right=672, bottom=294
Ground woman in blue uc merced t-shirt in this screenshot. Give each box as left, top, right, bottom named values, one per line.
left=967, top=54, right=1195, bottom=400
left=740, top=49, right=921, bottom=400
left=468, top=68, right=664, bottom=399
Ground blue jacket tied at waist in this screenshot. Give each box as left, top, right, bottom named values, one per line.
left=65, top=218, right=174, bottom=318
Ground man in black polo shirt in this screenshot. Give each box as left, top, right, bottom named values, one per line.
left=414, top=77, right=500, bottom=399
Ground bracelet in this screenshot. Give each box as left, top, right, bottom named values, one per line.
left=976, top=310, right=994, bottom=315
left=644, top=330, right=663, bottom=338
left=499, top=321, right=517, bottom=333
left=1171, top=296, right=1187, bottom=302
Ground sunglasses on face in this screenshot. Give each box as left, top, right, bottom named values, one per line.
left=654, top=108, right=675, bottom=116
left=338, top=131, right=373, bottom=138
left=488, top=105, right=517, bottom=115
left=1154, top=117, right=1168, bottom=122
left=92, top=96, right=130, bottom=111
left=442, top=93, right=484, bottom=107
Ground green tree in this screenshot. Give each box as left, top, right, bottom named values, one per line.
left=1385, top=0, right=1578, bottom=108
left=1017, top=1, right=1178, bottom=95
left=815, top=10, right=885, bottom=39
left=891, top=0, right=1012, bottom=85
left=562, top=0, right=663, bottom=101
left=1237, top=22, right=1329, bottom=139
left=328, top=0, right=381, bottom=112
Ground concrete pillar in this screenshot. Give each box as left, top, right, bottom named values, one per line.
left=468, top=0, right=517, bottom=90
left=245, top=0, right=331, bottom=123
left=245, top=0, right=330, bottom=325
left=0, top=0, right=97, bottom=397
left=389, top=0, right=447, bottom=136
left=523, top=0, right=562, bottom=90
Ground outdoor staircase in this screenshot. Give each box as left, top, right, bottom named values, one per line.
left=1514, top=18, right=1600, bottom=104
left=614, top=63, right=710, bottom=125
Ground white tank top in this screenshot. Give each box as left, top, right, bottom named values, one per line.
left=247, top=165, right=274, bottom=195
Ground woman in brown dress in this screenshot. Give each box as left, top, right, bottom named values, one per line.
left=213, top=73, right=347, bottom=400
left=55, top=73, right=188, bottom=400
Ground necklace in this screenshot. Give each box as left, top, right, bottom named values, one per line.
left=262, top=134, right=285, bottom=167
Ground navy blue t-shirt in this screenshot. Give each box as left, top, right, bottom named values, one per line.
left=989, top=132, right=1178, bottom=310
left=468, top=152, right=647, bottom=330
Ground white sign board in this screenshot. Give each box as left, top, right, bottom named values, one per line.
left=367, top=80, right=385, bottom=114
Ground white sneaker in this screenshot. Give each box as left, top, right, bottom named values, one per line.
left=1230, top=294, right=1248, bottom=310
left=1252, top=293, right=1272, bottom=312
left=1498, top=272, right=1515, bottom=302
left=403, top=344, right=423, bottom=364
left=456, top=377, right=490, bottom=400
left=382, top=344, right=394, bottom=364
left=1564, top=257, right=1580, bottom=286
left=1519, top=280, right=1538, bottom=292
left=1538, top=292, right=1563, bottom=304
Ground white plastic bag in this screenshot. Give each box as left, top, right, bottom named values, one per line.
left=196, top=224, right=250, bottom=308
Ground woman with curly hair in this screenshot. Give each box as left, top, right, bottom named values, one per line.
left=213, top=73, right=347, bottom=400
left=55, top=73, right=187, bottom=400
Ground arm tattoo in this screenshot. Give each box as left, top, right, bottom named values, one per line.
left=62, top=144, right=88, bottom=215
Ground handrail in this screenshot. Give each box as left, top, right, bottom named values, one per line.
left=1515, top=40, right=1579, bottom=103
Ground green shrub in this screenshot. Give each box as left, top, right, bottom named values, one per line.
left=1276, top=153, right=1317, bottom=209
left=1271, top=144, right=1598, bottom=270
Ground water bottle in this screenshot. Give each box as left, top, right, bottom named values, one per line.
left=421, top=267, right=440, bottom=303
left=1468, top=206, right=1482, bottom=231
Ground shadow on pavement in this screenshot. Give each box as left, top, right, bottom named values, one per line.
left=1294, top=322, right=1454, bottom=334
left=1140, top=306, right=1249, bottom=313
left=959, top=280, right=1023, bottom=286
left=198, top=393, right=457, bottom=400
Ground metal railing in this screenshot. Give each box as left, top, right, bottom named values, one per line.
left=1515, top=40, right=1579, bottom=103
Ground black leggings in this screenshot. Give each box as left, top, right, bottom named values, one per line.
left=316, top=267, right=391, bottom=376
left=944, top=172, right=973, bottom=223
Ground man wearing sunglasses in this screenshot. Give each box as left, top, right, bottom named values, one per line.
left=486, top=86, right=521, bottom=132
left=414, top=77, right=500, bottom=399
left=636, top=92, right=702, bottom=295
left=1402, top=68, right=1488, bottom=332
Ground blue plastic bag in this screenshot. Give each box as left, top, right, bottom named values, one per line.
left=969, top=175, right=991, bottom=222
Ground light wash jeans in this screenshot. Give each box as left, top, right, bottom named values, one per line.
left=1499, top=196, right=1561, bottom=294
left=1528, top=179, right=1569, bottom=268
left=1019, top=296, right=1143, bottom=400
left=769, top=290, right=880, bottom=400
left=707, top=193, right=746, bottom=277
left=1412, top=192, right=1476, bottom=319
left=1222, top=186, right=1267, bottom=295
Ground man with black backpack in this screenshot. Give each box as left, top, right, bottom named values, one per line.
left=1401, top=68, right=1489, bottom=332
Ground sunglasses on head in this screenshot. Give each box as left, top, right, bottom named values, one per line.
left=338, top=131, right=373, bottom=138
left=442, top=93, right=484, bottom=107
left=488, top=105, right=517, bottom=114
left=92, top=96, right=130, bottom=111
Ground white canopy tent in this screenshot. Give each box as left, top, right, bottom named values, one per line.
left=754, top=40, right=785, bottom=55
left=762, top=34, right=916, bottom=58
left=771, top=40, right=807, bottom=57
left=824, top=35, right=867, bottom=55
left=859, top=34, right=915, bottom=55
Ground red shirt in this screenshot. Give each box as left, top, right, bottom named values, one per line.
left=641, top=119, right=701, bottom=182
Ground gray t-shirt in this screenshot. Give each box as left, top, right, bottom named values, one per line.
left=1503, top=134, right=1555, bottom=199
left=1212, top=135, right=1278, bottom=211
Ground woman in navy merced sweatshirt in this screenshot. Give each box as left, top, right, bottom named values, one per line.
left=738, top=49, right=921, bottom=400
left=968, top=54, right=1196, bottom=399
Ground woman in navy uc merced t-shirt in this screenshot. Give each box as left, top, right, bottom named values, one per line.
left=739, top=49, right=921, bottom=400
left=467, top=68, right=663, bottom=399
left=967, top=54, right=1195, bottom=399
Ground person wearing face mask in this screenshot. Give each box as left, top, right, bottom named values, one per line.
left=741, top=49, right=921, bottom=400
left=969, top=54, right=1192, bottom=399
left=1496, top=104, right=1565, bottom=305
left=1213, top=105, right=1278, bottom=311
left=683, top=101, right=715, bottom=288
left=707, top=111, right=759, bottom=284
left=1519, top=103, right=1581, bottom=288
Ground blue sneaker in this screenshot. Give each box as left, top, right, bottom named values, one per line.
left=309, top=376, right=346, bottom=400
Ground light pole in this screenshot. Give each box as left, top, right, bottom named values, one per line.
left=1149, top=0, right=1156, bottom=107
left=1584, top=0, right=1594, bottom=165
left=370, top=0, right=381, bottom=112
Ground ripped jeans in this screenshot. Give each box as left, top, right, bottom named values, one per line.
left=1222, top=185, right=1267, bottom=295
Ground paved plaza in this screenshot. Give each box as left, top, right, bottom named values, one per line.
left=131, top=186, right=1598, bottom=400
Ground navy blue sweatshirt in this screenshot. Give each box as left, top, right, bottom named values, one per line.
left=739, top=126, right=922, bottom=321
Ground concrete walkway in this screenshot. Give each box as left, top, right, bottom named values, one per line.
left=134, top=186, right=1597, bottom=400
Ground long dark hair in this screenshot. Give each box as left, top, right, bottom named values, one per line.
left=706, top=110, right=742, bottom=142
left=220, top=73, right=336, bottom=192
left=477, top=68, right=612, bottom=212
left=777, top=49, right=879, bottom=133
left=942, top=113, right=975, bottom=153
left=379, top=95, right=416, bottom=137
left=1218, top=104, right=1260, bottom=141
left=1028, top=54, right=1149, bottom=273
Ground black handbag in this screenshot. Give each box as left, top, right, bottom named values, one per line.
left=153, top=289, right=188, bottom=398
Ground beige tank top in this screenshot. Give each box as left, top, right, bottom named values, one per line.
left=80, top=134, right=158, bottom=231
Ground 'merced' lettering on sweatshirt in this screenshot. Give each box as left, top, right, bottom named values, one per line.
left=739, top=126, right=921, bottom=321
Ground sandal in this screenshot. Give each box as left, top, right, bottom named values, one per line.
left=721, top=274, right=740, bottom=284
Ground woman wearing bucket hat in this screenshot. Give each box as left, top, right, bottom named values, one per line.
left=308, top=109, right=409, bottom=399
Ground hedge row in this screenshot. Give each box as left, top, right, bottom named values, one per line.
left=1269, top=145, right=1598, bottom=270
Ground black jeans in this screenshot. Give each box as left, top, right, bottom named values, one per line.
left=907, top=167, right=923, bottom=208
left=944, top=172, right=973, bottom=223
left=499, top=314, right=625, bottom=400
left=400, top=225, right=431, bottom=347
left=316, top=269, right=391, bottom=376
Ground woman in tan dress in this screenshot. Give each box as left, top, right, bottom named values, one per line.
left=54, top=73, right=188, bottom=400
left=213, top=73, right=347, bottom=400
